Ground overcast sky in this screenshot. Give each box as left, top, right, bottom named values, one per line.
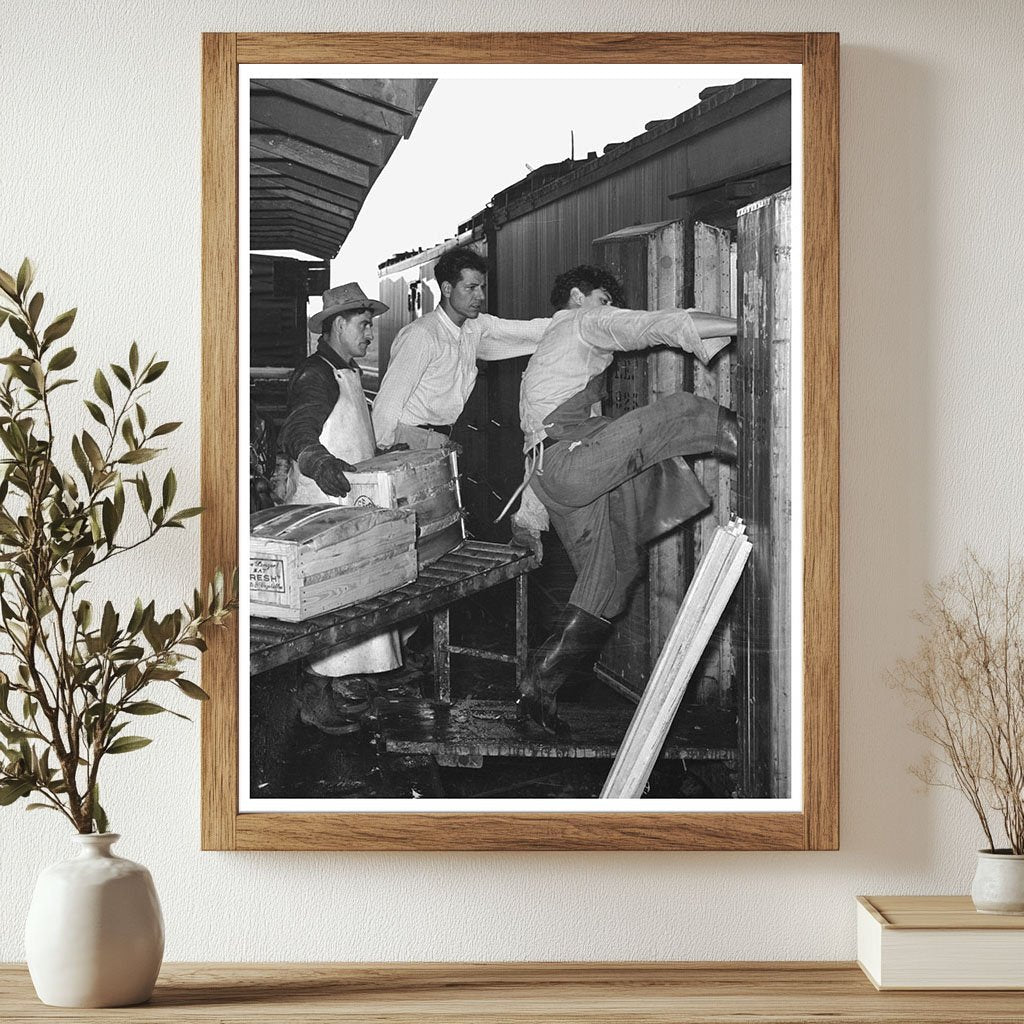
left=252, top=73, right=737, bottom=303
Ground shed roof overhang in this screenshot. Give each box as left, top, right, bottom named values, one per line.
left=249, top=77, right=435, bottom=260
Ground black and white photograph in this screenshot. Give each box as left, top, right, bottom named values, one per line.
left=242, top=63, right=801, bottom=811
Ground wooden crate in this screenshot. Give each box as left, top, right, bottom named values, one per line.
left=339, top=448, right=465, bottom=567
left=249, top=504, right=417, bottom=622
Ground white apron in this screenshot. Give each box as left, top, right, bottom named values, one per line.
left=286, top=363, right=402, bottom=677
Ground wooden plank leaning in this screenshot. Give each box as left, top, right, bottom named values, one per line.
left=600, top=520, right=752, bottom=799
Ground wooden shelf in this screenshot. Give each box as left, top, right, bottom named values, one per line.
left=3, top=962, right=1023, bottom=1022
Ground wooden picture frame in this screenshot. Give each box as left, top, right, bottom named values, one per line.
left=201, top=32, right=838, bottom=851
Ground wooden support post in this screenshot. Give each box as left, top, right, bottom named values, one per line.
left=515, top=573, right=529, bottom=692
left=432, top=606, right=450, bottom=704
left=600, top=522, right=752, bottom=800
left=736, top=188, right=792, bottom=799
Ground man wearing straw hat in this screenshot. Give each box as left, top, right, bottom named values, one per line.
left=278, top=283, right=401, bottom=735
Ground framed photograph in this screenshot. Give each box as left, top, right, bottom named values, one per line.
left=201, top=32, right=838, bottom=850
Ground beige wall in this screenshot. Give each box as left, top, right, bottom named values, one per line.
left=2, top=1, right=1022, bottom=960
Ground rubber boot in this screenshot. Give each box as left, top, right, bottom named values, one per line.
left=517, top=605, right=612, bottom=737
left=298, top=672, right=369, bottom=736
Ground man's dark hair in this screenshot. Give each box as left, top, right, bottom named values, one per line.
left=434, top=246, right=488, bottom=289
left=320, top=306, right=372, bottom=341
left=549, top=265, right=624, bottom=309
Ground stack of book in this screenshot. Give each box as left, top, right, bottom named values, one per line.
left=857, top=895, right=1024, bottom=990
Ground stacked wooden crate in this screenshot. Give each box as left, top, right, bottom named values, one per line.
left=249, top=504, right=417, bottom=622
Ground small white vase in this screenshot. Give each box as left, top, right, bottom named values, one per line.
left=971, top=849, right=1024, bottom=915
left=24, top=833, right=164, bottom=1007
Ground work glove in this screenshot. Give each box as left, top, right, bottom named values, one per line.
left=297, top=446, right=354, bottom=498
left=510, top=524, right=543, bottom=562
left=376, top=443, right=410, bottom=455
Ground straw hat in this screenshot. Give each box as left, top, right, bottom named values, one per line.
left=307, top=283, right=388, bottom=332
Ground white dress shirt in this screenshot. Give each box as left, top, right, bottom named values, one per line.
left=372, top=306, right=550, bottom=447
left=519, top=306, right=727, bottom=451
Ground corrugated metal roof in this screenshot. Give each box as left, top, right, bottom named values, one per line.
left=249, top=78, right=434, bottom=260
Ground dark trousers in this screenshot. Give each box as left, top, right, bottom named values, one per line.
left=531, top=391, right=721, bottom=619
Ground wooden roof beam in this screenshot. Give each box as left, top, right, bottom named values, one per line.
left=250, top=159, right=368, bottom=205
left=251, top=133, right=372, bottom=188
left=324, top=77, right=433, bottom=117
left=251, top=94, right=397, bottom=168
left=251, top=79, right=411, bottom=136
left=250, top=199, right=353, bottom=232
left=249, top=217, right=348, bottom=247
left=247, top=183, right=360, bottom=217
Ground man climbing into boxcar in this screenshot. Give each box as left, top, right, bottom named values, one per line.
left=372, top=246, right=550, bottom=451
left=278, top=283, right=402, bottom=735
left=509, top=265, right=739, bottom=736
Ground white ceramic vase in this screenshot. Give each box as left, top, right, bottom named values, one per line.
left=971, top=849, right=1024, bottom=915
left=24, top=833, right=164, bottom=1007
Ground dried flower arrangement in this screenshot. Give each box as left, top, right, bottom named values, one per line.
left=895, top=552, right=1024, bottom=854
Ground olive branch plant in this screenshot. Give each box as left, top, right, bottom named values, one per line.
left=0, top=259, right=236, bottom=834
left=894, top=552, right=1024, bottom=854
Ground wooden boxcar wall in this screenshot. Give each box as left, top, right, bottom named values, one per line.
left=488, top=80, right=791, bottom=321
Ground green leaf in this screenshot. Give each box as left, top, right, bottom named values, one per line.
left=27, top=292, right=43, bottom=328
left=105, top=735, right=152, bottom=755
left=121, top=418, right=137, bottom=449
left=176, top=679, right=210, bottom=701
left=118, top=448, right=157, bottom=465
left=100, top=601, right=117, bottom=647
left=93, top=369, right=113, bottom=408
left=91, top=785, right=108, bottom=834
left=0, top=310, right=9, bottom=331
left=83, top=400, right=106, bottom=427
left=124, top=700, right=186, bottom=719
left=0, top=779, right=33, bottom=805
left=136, top=473, right=152, bottom=513
left=129, top=342, right=139, bottom=375
left=110, top=644, right=144, bottom=661
left=70, top=435, right=91, bottom=482
left=110, top=363, right=131, bottom=389
left=9, top=317, right=31, bottom=345
left=150, top=421, right=181, bottom=438
left=26, top=802, right=61, bottom=813
left=16, top=258, right=34, bottom=298
left=42, top=308, right=76, bottom=344
left=0, top=268, right=18, bottom=300
left=101, top=498, right=116, bottom=546
left=169, top=507, right=203, bottom=523
left=136, top=404, right=147, bottom=432
left=48, top=346, right=76, bottom=371
left=162, top=468, right=176, bottom=508
left=142, top=360, right=168, bottom=383
left=81, top=431, right=105, bottom=471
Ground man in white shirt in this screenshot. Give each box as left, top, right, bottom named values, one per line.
left=372, top=247, right=549, bottom=450
left=512, top=265, right=739, bottom=735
